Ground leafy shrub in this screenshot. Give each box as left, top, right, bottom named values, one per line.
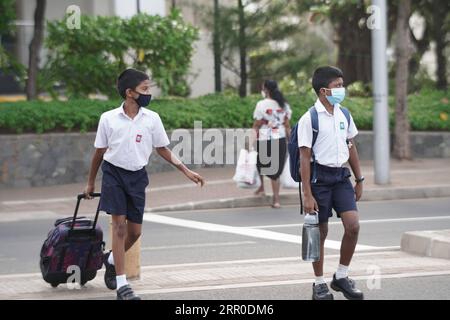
left=0, top=90, right=448, bottom=134
left=40, top=10, right=198, bottom=98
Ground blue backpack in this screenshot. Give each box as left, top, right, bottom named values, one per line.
left=288, top=106, right=351, bottom=182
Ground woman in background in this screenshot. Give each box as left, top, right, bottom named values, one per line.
left=251, top=80, right=291, bottom=208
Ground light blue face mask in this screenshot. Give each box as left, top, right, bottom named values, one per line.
left=324, top=87, right=346, bottom=105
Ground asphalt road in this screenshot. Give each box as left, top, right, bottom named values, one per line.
left=1, top=197, right=450, bottom=300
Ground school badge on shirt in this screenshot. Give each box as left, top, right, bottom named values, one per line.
left=136, top=134, right=142, bottom=143
left=340, top=122, right=345, bottom=130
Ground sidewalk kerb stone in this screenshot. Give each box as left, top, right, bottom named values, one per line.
left=148, top=184, right=450, bottom=213
left=401, top=229, right=450, bottom=259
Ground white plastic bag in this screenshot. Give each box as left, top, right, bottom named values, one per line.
left=281, top=155, right=299, bottom=189
left=233, top=149, right=261, bottom=189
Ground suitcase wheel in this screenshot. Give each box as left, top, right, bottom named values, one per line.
left=51, top=283, right=59, bottom=288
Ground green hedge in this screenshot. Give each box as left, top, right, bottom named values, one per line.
left=0, top=89, right=448, bottom=134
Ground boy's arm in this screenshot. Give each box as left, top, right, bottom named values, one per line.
left=347, top=139, right=363, bottom=201
left=156, top=147, right=205, bottom=186
left=83, top=148, right=107, bottom=199
left=300, top=147, right=319, bottom=213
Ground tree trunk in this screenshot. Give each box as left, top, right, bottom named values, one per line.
left=25, top=0, right=46, bottom=100
left=333, top=5, right=372, bottom=85
left=431, top=0, right=447, bottom=90
left=213, top=0, right=222, bottom=92
left=393, top=0, right=412, bottom=160
left=238, top=0, right=247, bottom=97
left=171, top=0, right=176, bottom=10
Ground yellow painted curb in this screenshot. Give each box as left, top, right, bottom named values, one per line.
left=0, top=95, right=26, bottom=102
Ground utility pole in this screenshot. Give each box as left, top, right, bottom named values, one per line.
left=213, top=0, right=222, bottom=92
left=371, top=0, right=390, bottom=184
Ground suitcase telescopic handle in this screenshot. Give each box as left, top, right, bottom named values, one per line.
left=71, top=193, right=102, bottom=231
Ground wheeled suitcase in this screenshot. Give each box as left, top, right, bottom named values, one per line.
left=39, top=193, right=105, bottom=287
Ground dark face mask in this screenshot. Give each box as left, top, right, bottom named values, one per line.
left=134, top=92, right=152, bottom=107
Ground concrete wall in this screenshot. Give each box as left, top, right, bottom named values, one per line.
left=1, top=130, right=449, bottom=189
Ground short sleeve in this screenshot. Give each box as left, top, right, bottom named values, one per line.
left=253, top=101, right=265, bottom=120
left=297, top=113, right=313, bottom=148
left=152, top=114, right=170, bottom=148
left=347, top=114, right=358, bottom=139
left=94, top=114, right=108, bottom=148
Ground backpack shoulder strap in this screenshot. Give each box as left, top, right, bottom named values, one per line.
left=309, top=106, right=319, bottom=148
left=308, top=106, right=319, bottom=184
left=340, top=106, right=351, bottom=127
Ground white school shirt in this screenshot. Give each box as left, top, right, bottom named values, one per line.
left=253, top=99, right=292, bottom=140
left=297, top=99, right=358, bottom=168
left=94, top=103, right=170, bottom=171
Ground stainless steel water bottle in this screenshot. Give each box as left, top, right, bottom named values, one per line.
left=302, top=213, right=320, bottom=262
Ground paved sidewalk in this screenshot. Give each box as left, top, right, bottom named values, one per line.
left=1, top=249, right=450, bottom=300
left=0, top=159, right=449, bottom=220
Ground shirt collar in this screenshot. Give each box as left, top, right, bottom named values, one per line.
left=314, top=99, right=340, bottom=115
left=117, top=102, right=148, bottom=119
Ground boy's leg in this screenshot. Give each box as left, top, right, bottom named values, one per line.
left=329, top=177, right=363, bottom=299
left=311, top=222, right=333, bottom=300
left=339, top=210, right=360, bottom=266
left=108, top=168, right=145, bottom=300
left=111, top=215, right=141, bottom=300
left=107, top=221, right=142, bottom=270
left=310, top=175, right=333, bottom=277
left=309, top=164, right=336, bottom=300
left=111, top=215, right=128, bottom=277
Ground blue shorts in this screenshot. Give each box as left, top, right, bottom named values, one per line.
left=311, top=163, right=357, bottom=224
left=99, top=161, right=149, bottom=224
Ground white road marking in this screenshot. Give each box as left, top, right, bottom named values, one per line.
left=246, top=215, right=450, bottom=229
left=143, top=214, right=379, bottom=251
left=141, top=241, right=256, bottom=251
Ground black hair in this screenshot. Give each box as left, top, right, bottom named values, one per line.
left=117, top=68, right=149, bottom=99
left=312, top=66, right=344, bottom=95
left=263, top=79, right=287, bottom=109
